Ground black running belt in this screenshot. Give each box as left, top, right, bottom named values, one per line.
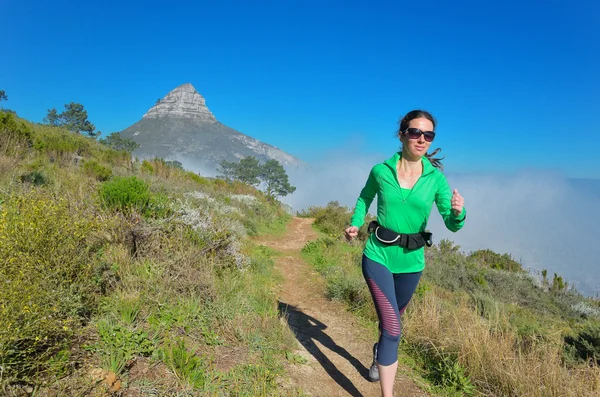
left=367, top=221, right=433, bottom=250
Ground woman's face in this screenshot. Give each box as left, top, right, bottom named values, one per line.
left=400, top=117, right=434, bottom=158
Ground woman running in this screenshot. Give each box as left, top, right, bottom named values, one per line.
left=344, top=109, right=467, bottom=397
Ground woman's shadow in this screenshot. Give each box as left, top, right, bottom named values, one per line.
left=278, top=301, right=370, bottom=397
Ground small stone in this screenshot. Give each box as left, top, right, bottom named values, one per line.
left=89, top=367, right=107, bottom=381
left=104, top=371, right=117, bottom=387
left=110, top=379, right=122, bottom=392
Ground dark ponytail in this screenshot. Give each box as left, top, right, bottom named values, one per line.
left=397, top=109, right=445, bottom=170
left=425, top=148, right=444, bottom=170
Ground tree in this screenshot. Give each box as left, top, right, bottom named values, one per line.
left=99, top=132, right=140, bottom=153
left=237, top=156, right=263, bottom=186
left=165, top=160, right=184, bottom=169
left=44, top=102, right=98, bottom=137
left=217, top=159, right=237, bottom=181
left=260, top=159, right=296, bottom=198
left=218, top=156, right=296, bottom=199
left=0, top=90, right=7, bottom=102
left=218, top=156, right=262, bottom=186
left=542, top=269, right=548, bottom=287
left=552, top=273, right=565, bottom=292
left=44, top=108, right=60, bottom=126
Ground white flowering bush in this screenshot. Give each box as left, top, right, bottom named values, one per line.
left=572, top=302, right=600, bottom=318
left=175, top=197, right=249, bottom=270
left=230, top=194, right=257, bottom=204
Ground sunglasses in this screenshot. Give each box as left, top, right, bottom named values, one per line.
left=402, top=128, right=435, bottom=142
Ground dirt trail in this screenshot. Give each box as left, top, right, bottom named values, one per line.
left=256, top=217, right=429, bottom=397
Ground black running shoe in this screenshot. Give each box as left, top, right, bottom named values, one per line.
left=369, top=343, right=379, bottom=382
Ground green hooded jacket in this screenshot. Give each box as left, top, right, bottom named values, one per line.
left=350, top=151, right=466, bottom=273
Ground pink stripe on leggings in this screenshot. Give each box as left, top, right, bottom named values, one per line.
left=367, top=278, right=400, bottom=336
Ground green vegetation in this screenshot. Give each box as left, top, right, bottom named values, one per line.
left=5, top=103, right=599, bottom=395
left=83, top=159, right=112, bottom=181
left=218, top=155, right=296, bottom=199
left=99, top=175, right=152, bottom=213
left=98, top=131, right=140, bottom=153
left=299, top=202, right=600, bottom=397
left=0, top=110, right=304, bottom=395
left=298, top=200, right=374, bottom=239
left=44, top=102, right=99, bottom=137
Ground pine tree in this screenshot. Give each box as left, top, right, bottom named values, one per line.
left=259, top=159, right=296, bottom=199
left=44, top=102, right=98, bottom=137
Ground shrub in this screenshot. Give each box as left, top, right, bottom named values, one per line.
left=299, top=201, right=374, bottom=240
left=299, top=201, right=349, bottom=235
left=156, top=338, right=213, bottom=390
left=100, top=176, right=151, bottom=213
left=0, top=111, right=32, bottom=157
left=94, top=318, right=155, bottom=375
left=32, top=124, right=93, bottom=162
left=469, top=249, right=523, bottom=272
left=145, top=192, right=174, bottom=219
left=141, top=159, right=154, bottom=174
left=20, top=170, right=49, bottom=186
left=412, top=347, right=475, bottom=396
left=565, top=320, right=600, bottom=365
left=97, top=147, right=131, bottom=168
left=83, top=159, right=112, bottom=181
left=186, top=171, right=210, bottom=185
left=0, top=191, right=112, bottom=381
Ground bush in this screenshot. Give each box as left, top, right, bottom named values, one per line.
left=299, top=201, right=349, bottom=235
left=186, top=171, right=209, bottom=185
left=565, top=320, right=600, bottom=365
left=0, top=111, right=32, bottom=157
left=0, top=191, right=112, bottom=381
left=32, top=124, right=93, bottom=161
left=141, top=159, right=154, bottom=174
left=413, top=348, right=475, bottom=396
left=469, top=249, right=523, bottom=272
left=83, top=159, right=112, bottom=181
left=100, top=176, right=151, bottom=213
left=20, top=170, right=49, bottom=186
left=299, top=201, right=373, bottom=240
left=145, top=192, right=174, bottom=219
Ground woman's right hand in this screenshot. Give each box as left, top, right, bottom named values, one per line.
left=344, top=226, right=359, bottom=241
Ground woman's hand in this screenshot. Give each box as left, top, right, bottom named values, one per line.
left=451, top=189, right=464, bottom=216
left=344, top=226, right=359, bottom=241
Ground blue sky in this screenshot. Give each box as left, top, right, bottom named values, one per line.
left=3, top=0, right=599, bottom=178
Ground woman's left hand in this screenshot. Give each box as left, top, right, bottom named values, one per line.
left=451, top=189, right=464, bottom=216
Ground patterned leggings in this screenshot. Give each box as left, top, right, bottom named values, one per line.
left=362, top=254, right=422, bottom=366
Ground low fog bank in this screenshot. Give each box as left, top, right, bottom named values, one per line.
left=283, top=150, right=382, bottom=211
left=166, top=155, right=221, bottom=178
left=431, top=171, right=600, bottom=297
left=283, top=156, right=600, bottom=297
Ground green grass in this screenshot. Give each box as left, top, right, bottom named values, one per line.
left=0, top=111, right=305, bottom=396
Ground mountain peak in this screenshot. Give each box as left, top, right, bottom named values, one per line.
left=143, top=83, right=217, bottom=122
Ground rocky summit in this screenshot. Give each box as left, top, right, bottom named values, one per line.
left=120, top=83, right=305, bottom=176
left=143, top=83, right=217, bottom=122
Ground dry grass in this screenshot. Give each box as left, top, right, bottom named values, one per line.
left=0, top=154, right=19, bottom=175
left=404, top=289, right=600, bottom=396
left=300, top=203, right=600, bottom=396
